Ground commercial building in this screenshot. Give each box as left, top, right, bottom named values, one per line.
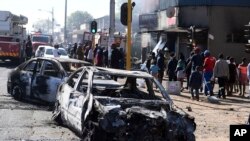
left=140, top=0, right=250, bottom=62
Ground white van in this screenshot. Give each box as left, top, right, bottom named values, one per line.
left=35, top=45, right=69, bottom=59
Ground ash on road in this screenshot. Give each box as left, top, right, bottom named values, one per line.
left=0, top=63, right=81, bottom=141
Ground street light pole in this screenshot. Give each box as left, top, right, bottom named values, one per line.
left=52, top=7, right=54, bottom=40
left=109, top=0, right=115, bottom=37
left=64, top=0, right=67, bottom=43
left=108, top=0, right=115, bottom=62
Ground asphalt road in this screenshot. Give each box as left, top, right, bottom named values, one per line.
left=0, top=62, right=81, bottom=141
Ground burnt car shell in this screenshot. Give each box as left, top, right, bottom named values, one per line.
left=87, top=97, right=195, bottom=141
left=7, top=57, right=91, bottom=105
left=53, top=67, right=196, bottom=141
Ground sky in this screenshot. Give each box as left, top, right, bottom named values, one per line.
left=0, top=0, right=110, bottom=31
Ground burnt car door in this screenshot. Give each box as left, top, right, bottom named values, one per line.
left=18, top=59, right=42, bottom=98
left=59, top=68, right=83, bottom=119
left=31, top=60, right=63, bottom=103
left=66, top=70, right=93, bottom=131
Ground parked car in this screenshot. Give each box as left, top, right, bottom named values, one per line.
left=52, top=66, right=196, bottom=141
left=7, top=57, right=91, bottom=105
left=35, top=45, right=69, bottom=59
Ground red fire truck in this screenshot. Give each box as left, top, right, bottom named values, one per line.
left=30, top=32, right=53, bottom=54
left=0, top=11, right=27, bottom=63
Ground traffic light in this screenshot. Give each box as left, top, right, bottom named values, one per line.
left=187, top=28, right=193, bottom=42
left=120, top=2, right=135, bottom=26
left=90, top=21, right=97, bottom=33
left=187, top=26, right=196, bottom=49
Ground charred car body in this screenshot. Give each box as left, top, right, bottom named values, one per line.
left=53, top=67, right=196, bottom=141
left=7, top=57, right=91, bottom=104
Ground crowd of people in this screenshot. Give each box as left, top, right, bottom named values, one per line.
left=69, top=42, right=125, bottom=69
left=146, top=46, right=250, bottom=101
left=25, top=36, right=250, bottom=101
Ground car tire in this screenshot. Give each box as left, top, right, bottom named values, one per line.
left=81, top=118, right=107, bottom=141
left=12, top=85, right=23, bottom=100
left=52, top=100, right=63, bottom=125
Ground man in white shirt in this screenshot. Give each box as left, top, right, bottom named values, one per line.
left=87, top=47, right=93, bottom=63
left=53, top=44, right=60, bottom=57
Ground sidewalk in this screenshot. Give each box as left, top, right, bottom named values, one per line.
left=161, top=76, right=250, bottom=141
left=162, top=76, right=250, bottom=100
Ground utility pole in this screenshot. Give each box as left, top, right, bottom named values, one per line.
left=109, top=0, right=115, bottom=37
left=64, top=0, right=67, bottom=43
left=109, top=0, right=115, bottom=62
left=52, top=7, right=54, bottom=40
left=126, top=0, right=132, bottom=70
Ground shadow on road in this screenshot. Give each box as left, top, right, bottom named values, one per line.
left=0, top=94, right=51, bottom=111
left=0, top=60, right=19, bottom=69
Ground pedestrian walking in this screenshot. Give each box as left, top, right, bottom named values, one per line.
left=25, top=35, right=33, bottom=60
left=87, top=47, right=94, bottom=63
left=188, top=47, right=203, bottom=72
left=119, top=47, right=125, bottom=69
left=203, top=50, right=216, bottom=96
left=185, top=51, right=194, bottom=89
left=157, top=51, right=165, bottom=84
left=76, top=44, right=84, bottom=60
left=189, top=66, right=203, bottom=101
left=167, top=52, right=178, bottom=81
left=238, top=58, right=248, bottom=96
left=73, top=43, right=77, bottom=58
left=150, top=60, right=159, bottom=80
left=95, top=47, right=103, bottom=67
left=213, top=53, right=229, bottom=99
left=228, top=57, right=237, bottom=95
left=110, top=44, right=122, bottom=69
left=146, top=52, right=156, bottom=73
left=186, top=47, right=204, bottom=92
left=84, top=45, right=90, bottom=61
left=93, top=44, right=99, bottom=60
left=176, top=53, right=186, bottom=91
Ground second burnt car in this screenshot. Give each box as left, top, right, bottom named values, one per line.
left=7, top=57, right=91, bottom=104
left=52, top=66, right=196, bottom=141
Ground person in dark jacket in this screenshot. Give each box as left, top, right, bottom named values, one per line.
left=185, top=51, right=194, bottom=89
left=93, top=44, right=99, bottom=59
left=25, top=35, right=33, bottom=60
left=167, top=52, right=178, bottom=81
left=110, top=44, right=122, bottom=69
left=157, top=51, right=165, bottom=84
left=95, top=47, right=103, bottom=67
left=189, top=66, right=203, bottom=101
left=228, top=57, right=237, bottom=95
left=73, top=43, right=77, bottom=58
left=146, top=52, right=156, bottom=73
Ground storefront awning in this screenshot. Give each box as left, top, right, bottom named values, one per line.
left=165, top=27, right=208, bottom=33
left=139, top=27, right=208, bottom=33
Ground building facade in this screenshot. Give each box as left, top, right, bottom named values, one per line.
left=140, top=0, right=250, bottom=62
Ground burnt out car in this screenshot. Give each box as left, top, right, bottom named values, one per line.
left=7, top=57, right=91, bottom=104
left=52, top=66, right=196, bottom=141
